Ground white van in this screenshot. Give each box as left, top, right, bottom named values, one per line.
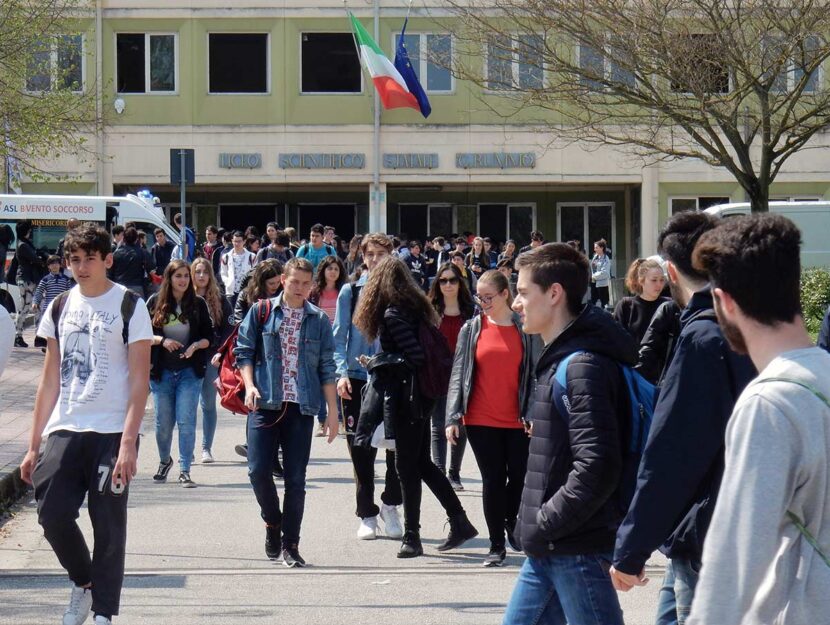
left=705, top=201, right=830, bottom=270
left=1, top=193, right=181, bottom=313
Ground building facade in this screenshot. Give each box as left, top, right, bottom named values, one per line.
left=19, top=0, right=830, bottom=273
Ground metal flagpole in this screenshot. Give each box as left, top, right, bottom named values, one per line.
left=373, top=0, right=382, bottom=233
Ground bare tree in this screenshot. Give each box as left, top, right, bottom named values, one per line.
left=443, top=0, right=830, bottom=211
left=0, top=0, right=98, bottom=190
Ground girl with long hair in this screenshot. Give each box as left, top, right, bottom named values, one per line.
left=590, top=239, right=612, bottom=308
left=345, top=234, right=364, bottom=276
left=233, top=259, right=283, bottom=325
left=191, top=257, right=234, bottom=463
left=497, top=239, right=517, bottom=269
left=446, top=270, right=536, bottom=567
left=614, top=258, right=669, bottom=345
left=261, top=222, right=279, bottom=248
left=426, top=262, right=476, bottom=490
left=147, top=260, right=214, bottom=488
left=354, top=256, right=478, bottom=558
left=309, top=255, right=347, bottom=436
left=465, top=236, right=490, bottom=279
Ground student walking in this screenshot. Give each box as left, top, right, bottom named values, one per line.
left=219, top=231, right=256, bottom=309
left=191, top=258, right=233, bottom=463
left=295, top=223, right=337, bottom=271
left=447, top=270, right=537, bottom=567
left=590, top=239, right=612, bottom=308
left=333, top=233, right=404, bottom=542
left=613, top=258, right=670, bottom=345
left=353, top=256, right=478, bottom=559
left=688, top=213, right=830, bottom=624
left=146, top=260, right=214, bottom=488
left=427, top=262, right=475, bottom=490
left=12, top=219, right=45, bottom=347
left=235, top=257, right=339, bottom=567
left=20, top=224, right=153, bottom=625
left=32, top=255, right=74, bottom=349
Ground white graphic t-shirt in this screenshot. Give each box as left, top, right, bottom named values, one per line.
left=37, top=283, right=154, bottom=435
left=231, top=252, right=248, bottom=295
left=278, top=304, right=305, bottom=403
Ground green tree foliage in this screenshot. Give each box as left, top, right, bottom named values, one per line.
left=0, top=0, right=96, bottom=187
left=801, top=267, right=830, bottom=335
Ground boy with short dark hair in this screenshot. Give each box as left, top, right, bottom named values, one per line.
left=32, top=256, right=74, bottom=350
left=19, top=224, right=153, bottom=625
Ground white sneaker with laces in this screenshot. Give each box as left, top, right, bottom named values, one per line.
left=380, top=504, right=404, bottom=539
left=357, top=516, right=378, bottom=540
left=63, top=585, right=92, bottom=625
left=201, top=449, right=214, bottom=463
left=93, top=617, right=112, bottom=625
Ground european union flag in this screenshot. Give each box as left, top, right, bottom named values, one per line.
left=393, top=18, right=432, bottom=118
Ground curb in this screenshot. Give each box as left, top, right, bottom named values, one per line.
left=0, top=466, right=30, bottom=514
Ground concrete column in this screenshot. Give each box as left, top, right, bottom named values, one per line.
left=641, top=166, right=660, bottom=257
left=369, top=182, right=387, bottom=233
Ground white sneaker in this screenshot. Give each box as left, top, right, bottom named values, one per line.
left=63, top=585, right=92, bottom=625
left=380, top=504, right=404, bottom=539
left=357, top=516, right=378, bottom=540
left=201, top=449, right=214, bottom=463
left=94, top=617, right=112, bottom=625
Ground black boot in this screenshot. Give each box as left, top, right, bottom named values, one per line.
left=265, top=524, right=281, bottom=559
left=437, top=511, right=478, bottom=552
left=397, top=530, right=423, bottom=558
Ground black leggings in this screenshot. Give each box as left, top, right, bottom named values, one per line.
left=394, top=414, right=464, bottom=532
left=465, top=425, right=529, bottom=548
left=590, top=284, right=610, bottom=308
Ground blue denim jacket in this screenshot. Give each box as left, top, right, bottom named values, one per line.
left=332, top=274, right=376, bottom=382
left=234, top=293, right=336, bottom=415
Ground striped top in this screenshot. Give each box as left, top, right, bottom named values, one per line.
left=33, top=273, right=74, bottom=313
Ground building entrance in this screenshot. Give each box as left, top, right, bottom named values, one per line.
left=297, top=204, right=356, bottom=240
left=219, top=204, right=280, bottom=235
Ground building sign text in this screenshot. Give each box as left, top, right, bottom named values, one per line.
left=455, top=152, right=536, bottom=169
left=383, top=153, right=439, bottom=169
left=279, top=153, right=365, bottom=169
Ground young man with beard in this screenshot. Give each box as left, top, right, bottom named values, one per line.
left=685, top=214, right=830, bottom=624
left=333, top=233, right=403, bottom=541
left=609, top=211, right=756, bottom=625
left=504, top=243, right=638, bottom=625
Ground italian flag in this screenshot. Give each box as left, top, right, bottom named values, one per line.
left=349, top=12, right=420, bottom=111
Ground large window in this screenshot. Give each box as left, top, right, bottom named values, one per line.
left=209, top=34, right=269, bottom=93
left=669, top=196, right=731, bottom=214
left=26, top=35, right=83, bottom=93
left=301, top=33, right=361, bottom=93
left=764, top=35, right=822, bottom=94
left=116, top=33, right=176, bottom=93
left=578, top=42, right=635, bottom=91
left=394, top=33, right=453, bottom=92
left=486, top=34, right=544, bottom=91
left=670, top=34, right=730, bottom=94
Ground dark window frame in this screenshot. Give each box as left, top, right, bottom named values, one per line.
left=300, top=32, right=363, bottom=95
left=208, top=33, right=270, bottom=95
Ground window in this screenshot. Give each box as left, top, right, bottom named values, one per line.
left=116, top=33, right=176, bottom=93
left=764, top=35, right=822, bottom=94
left=301, top=33, right=361, bottom=93
left=578, top=41, right=635, bottom=91
left=394, top=33, right=453, bottom=92
left=486, top=34, right=544, bottom=91
left=209, top=34, right=269, bottom=94
left=26, top=35, right=83, bottom=92
left=669, top=196, right=730, bottom=214
left=670, top=35, right=730, bottom=94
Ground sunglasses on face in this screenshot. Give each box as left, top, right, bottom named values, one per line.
left=438, top=277, right=459, bottom=285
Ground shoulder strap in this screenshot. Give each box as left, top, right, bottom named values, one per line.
left=51, top=290, right=71, bottom=347
left=550, top=351, right=586, bottom=422
left=256, top=298, right=272, bottom=325
left=350, top=282, right=362, bottom=319
left=121, top=289, right=140, bottom=344
left=297, top=244, right=308, bottom=257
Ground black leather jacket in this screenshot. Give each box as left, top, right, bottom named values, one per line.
left=446, top=312, right=541, bottom=427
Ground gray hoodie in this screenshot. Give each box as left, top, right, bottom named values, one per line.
left=688, top=347, right=830, bottom=625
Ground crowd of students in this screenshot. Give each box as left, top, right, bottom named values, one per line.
left=9, top=210, right=830, bottom=625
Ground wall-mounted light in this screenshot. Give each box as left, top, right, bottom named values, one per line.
left=114, top=98, right=125, bottom=114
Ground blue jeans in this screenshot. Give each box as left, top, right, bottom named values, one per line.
left=247, top=403, right=313, bottom=546
left=655, top=558, right=700, bottom=625
left=199, top=364, right=219, bottom=451
left=502, top=553, right=624, bottom=625
left=150, top=367, right=203, bottom=473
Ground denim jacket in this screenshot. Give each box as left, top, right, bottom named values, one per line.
left=591, top=254, right=611, bottom=287
left=332, top=273, right=376, bottom=382
left=234, top=293, right=336, bottom=415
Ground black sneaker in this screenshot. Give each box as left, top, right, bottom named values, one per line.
left=505, top=519, right=521, bottom=552
left=178, top=472, right=196, bottom=488
left=397, top=530, right=423, bottom=558
left=281, top=544, right=306, bottom=568
left=436, top=511, right=478, bottom=552
left=272, top=461, right=284, bottom=479
left=14, top=335, right=28, bottom=348
left=448, top=471, right=464, bottom=491
left=483, top=545, right=506, bottom=567
left=265, top=525, right=281, bottom=559
left=152, top=457, right=174, bottom=482
left=234, top=444, right=248, bottom=458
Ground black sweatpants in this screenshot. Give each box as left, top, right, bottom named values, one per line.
left=465, top=425, right=529, bottom=548
left=33, top=430, right=135, bottom=617
left=394, top=412, right=464, bottom=532
left=342, top=377, right=402, bottom=519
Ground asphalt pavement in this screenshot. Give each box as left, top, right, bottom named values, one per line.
left=0, top=380, right=665, bottom=624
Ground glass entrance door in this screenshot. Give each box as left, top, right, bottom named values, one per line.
left=557, top=203, right=615, bottom=258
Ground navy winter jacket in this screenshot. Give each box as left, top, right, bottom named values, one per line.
left=613, top=288, right=756, bottom=574
left=516, top=304, right=638, bottom=558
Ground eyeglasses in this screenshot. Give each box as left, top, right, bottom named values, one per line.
left=474, top=293, right=498, bottom=305
left=438, top=277, right=459, bottom=286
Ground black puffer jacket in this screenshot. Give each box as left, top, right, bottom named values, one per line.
left=516, top=304, right=637, bottom=558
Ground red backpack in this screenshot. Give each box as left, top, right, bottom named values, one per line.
left=214, top=299, right=272, bottom=415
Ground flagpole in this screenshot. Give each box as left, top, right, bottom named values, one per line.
left=373, top=0, right=384, bottom=233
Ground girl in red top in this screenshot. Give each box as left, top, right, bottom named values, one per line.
left=427, top=263, right=476, bottom=490
left=446, top=270, right=532, bottom=567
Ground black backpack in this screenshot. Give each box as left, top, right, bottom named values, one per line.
left=51, top=288, right=140, bottom=348
left=417, top=321, right=453, bottom=400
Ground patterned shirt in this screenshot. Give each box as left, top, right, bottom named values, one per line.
left=278, top=304, right=304, bottom=403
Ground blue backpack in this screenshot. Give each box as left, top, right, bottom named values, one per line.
left=551, top=351, right=655, bottom=513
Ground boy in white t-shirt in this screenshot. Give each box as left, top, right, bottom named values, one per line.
left=19, top=224, right=153, bottom=625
